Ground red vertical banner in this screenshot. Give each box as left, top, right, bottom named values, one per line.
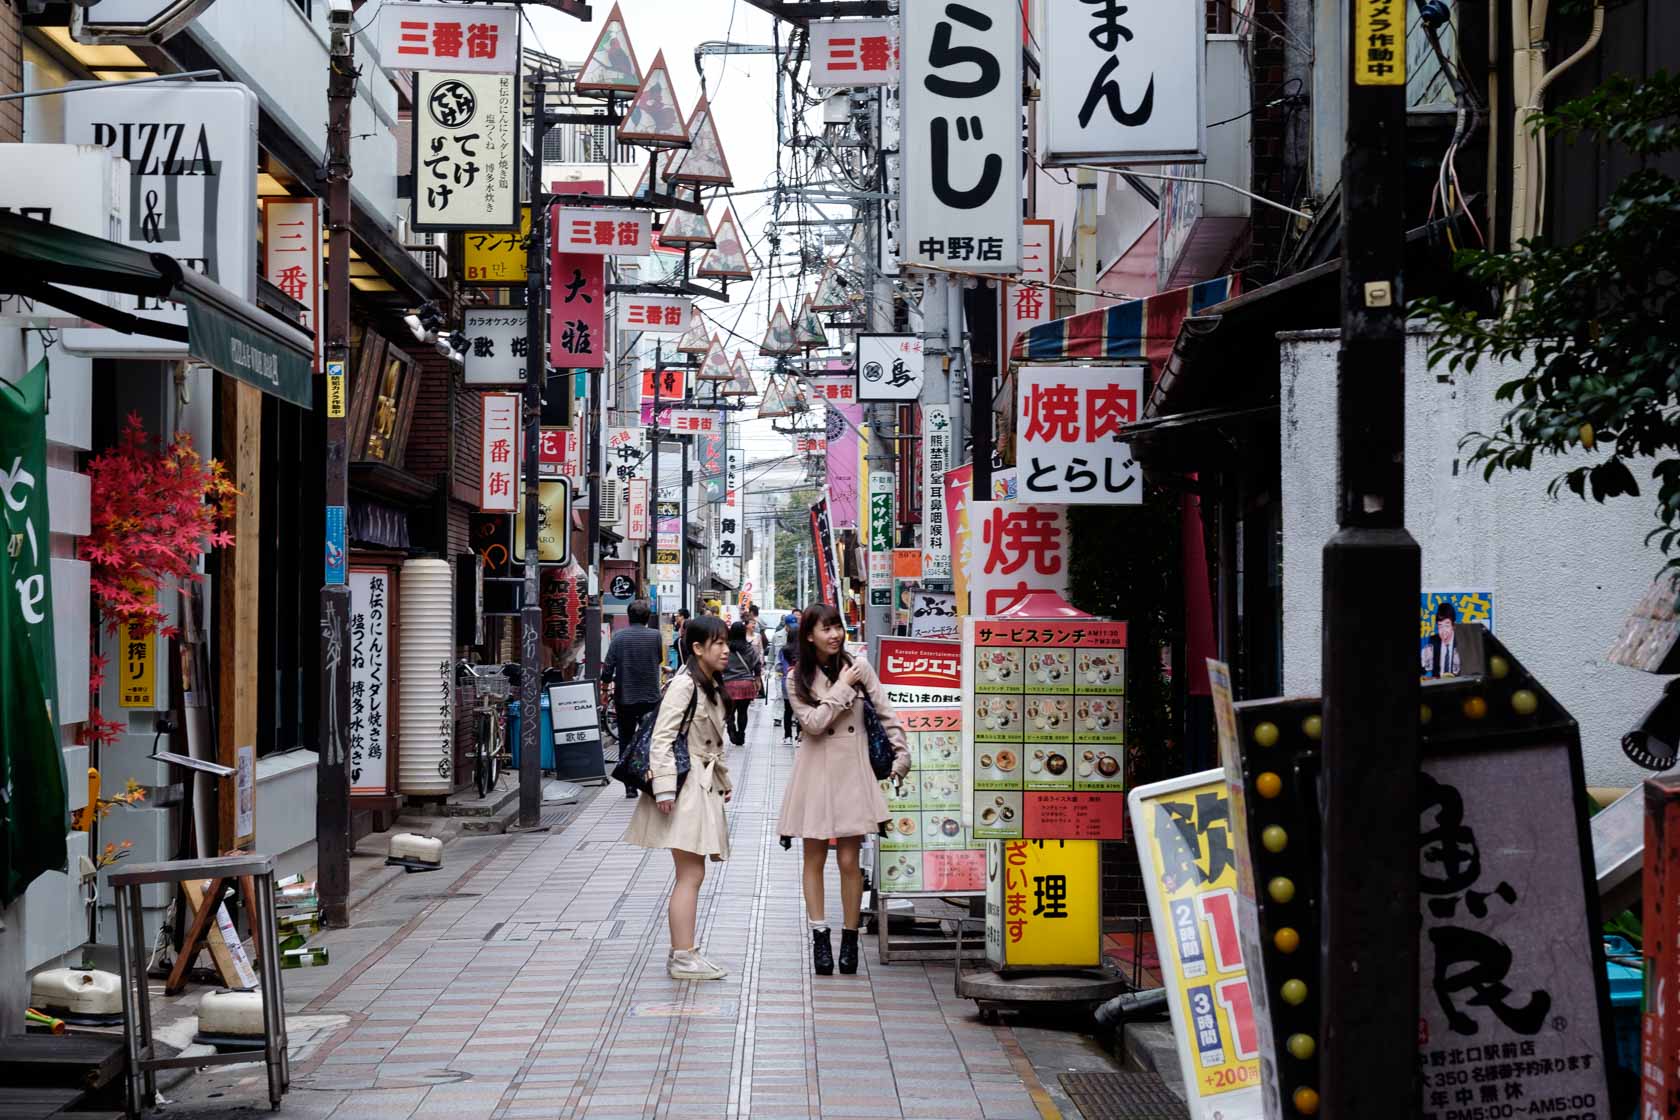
left=549, top=180, right=606, bottom=370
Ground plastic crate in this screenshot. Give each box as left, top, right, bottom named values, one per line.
left=1604, top=934, right=1642, bottom=1077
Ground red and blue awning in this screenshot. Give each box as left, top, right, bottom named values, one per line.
left=1011, top=274, right=1240, bottom=364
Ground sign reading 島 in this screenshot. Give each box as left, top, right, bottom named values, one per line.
left=856, top=334, right=925, bottom=402
left=1016, top=365, right=1144, bottom=504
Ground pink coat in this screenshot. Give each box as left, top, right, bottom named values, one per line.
left=777, top=658, right=911, bottom=840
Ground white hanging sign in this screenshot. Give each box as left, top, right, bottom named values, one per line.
left=1005, top=219, right=1055, bottom=357
left=666, top=410, right=720, bottom=435
left=479, top=391, right=520, bottom=512
left=413, top=71, right=519, bottom=232
left=968, top=499, right=1070, bottom=617
left=379, top=3, right=520, bottom=74
left=625, top=479, right=650, bottom=541
left=554, top=207, right=652, bottom=255
left=263, top=199, right=322, bottom=373
left=900, top=0, right=1021, bottom=273
left=462, top=308, right=529, bottom=385
left=717, top=447, right=744, bottom=581
left=1016, top=365, right=1144, bottom=504
left=810, top=19, right=901, bottom=86
left=922, top=403, right=953, bottom=579
left=856, top=333, right=925, bottom=402
left=616, top=294, right=692, bottom=333
left=348, top=569, right=390, bottom=795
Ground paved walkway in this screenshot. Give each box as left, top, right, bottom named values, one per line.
left=165, top=706, right=1085, bottom=1120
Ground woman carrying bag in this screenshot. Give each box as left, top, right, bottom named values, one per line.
left=622, top=614, right=733, bottom=981
left=720, top=621, right=763, bottom=746
left=777, top=603, right=911, bottom=976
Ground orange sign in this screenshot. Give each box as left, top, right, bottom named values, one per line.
left=892, top=548, right=923, bottom=580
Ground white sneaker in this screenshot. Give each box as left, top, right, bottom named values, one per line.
left=668, top=948, right=728, bottom=981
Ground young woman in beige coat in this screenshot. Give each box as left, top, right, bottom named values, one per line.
left=623, top=614, right=733, bottom=981
left=777, top=603, right=911, bottom=976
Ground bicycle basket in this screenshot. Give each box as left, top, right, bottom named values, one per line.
left=461, top=666, right=513, bottom=704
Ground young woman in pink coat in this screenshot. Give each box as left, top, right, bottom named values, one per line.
left=777, top=603, right=911, bottom=975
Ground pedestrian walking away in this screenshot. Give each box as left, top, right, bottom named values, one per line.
left=777, top=603, right=910, bottom=976
left=600, top=598, right=665, bottom=798
left=623, top=613, right=733, bottom=981
left=776, top=612, right=801, bottom=742
left=721, top=620, right=764, bottom=746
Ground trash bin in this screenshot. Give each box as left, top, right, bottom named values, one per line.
left=507, top=696, right=555, bottom=772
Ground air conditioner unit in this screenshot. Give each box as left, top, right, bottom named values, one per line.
left=598, top=478, right=624, bottom=525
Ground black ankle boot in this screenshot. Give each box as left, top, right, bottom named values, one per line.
left=838, top=928, right=859, bottom=975
left=812, top=928, right=833, bottom=976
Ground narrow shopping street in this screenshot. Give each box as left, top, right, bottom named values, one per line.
left=162, top=708, right=1099, bottom=1120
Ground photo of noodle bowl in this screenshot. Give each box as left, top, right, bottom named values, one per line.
left=1026, top=650, right=1071, bottom=685
left=974, top=696, right=1021, bottom=731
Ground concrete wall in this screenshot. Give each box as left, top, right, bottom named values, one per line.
left=1279, top=327, right=1669, bottom=788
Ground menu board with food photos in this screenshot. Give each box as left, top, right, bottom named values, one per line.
left=878, top=707, right=987, bottom=896
left=964, top=618, right=1129, bottom=840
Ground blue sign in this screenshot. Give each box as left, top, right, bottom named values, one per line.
left=325, top=505, right=347, bottom=585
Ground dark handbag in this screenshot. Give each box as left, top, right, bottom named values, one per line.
left=862, top=696, right=897, bottom=781
left=611, top=679, right=699, bottom=796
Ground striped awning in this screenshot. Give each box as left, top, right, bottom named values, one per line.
left=1012, top=274, right=1240, bottom=364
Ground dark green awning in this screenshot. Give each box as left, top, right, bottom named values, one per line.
left=0, top=211, right=314, bottom=409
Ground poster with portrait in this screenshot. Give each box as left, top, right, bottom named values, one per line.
left=1419, top=589, right=1493, bottom=680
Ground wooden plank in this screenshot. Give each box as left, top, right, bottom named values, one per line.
left=179, top=878, right=258, bottom=991
left=0, top=1086, right=83, bottom=1119
left=0, top=1034, right=125, bottom=1090
left=217, top=379, right=262, bottom=851
left=165, top=876, right=226, bottom=996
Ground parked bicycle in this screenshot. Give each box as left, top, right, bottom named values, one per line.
left=456, top=661, right=511, bottom=799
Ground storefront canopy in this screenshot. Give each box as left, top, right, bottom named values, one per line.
left=0, top=211, right=314, bottom=409
left=1010, top=275, right=1239, bottom=364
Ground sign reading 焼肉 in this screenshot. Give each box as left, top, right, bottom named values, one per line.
left=879, top=707, right=986, bottom=895
left=967, top=499, right=1070, bottom=616
left=349, top=569, right=390, bottom=794
left=1016, top=365, right=1144, bottom=504
left=413, top=71, right=518, bottom=232
left=984, top=838, right=1101, bottom=968
left=964, top=618, right=1127, bottom=840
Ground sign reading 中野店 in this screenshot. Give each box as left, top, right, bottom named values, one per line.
left=880, top=707, right=987, bottom=895
left=1042, top=0, right=1203, bottom=164
left=263, top=199, right=321, bottom=373
left=348, top=569, right=390, bottom=795
left=1016, top=365, right=1144, bottom=504
left=857, top=334, right=925, bottom=403
left=868, top=471, right=896, bottom=606
left=617, top=295, right=691, bottom=333
left=922, top=404, right=953, bottom=579
left=964, top=617, right=1127, bottom=840
left=553, top=207, right=652, bottom=255
left=462, top=308, right=528, bottom=385
left=413, top=71, right=519, bottom=232
left=479, top=392, right=519, bottom=512
left=900, top=0, right=1021, bottom=273
left=1006, top=220, right=1054, bottom=357
left=985, top=838, right=1102, bottom=968
left=809, top=18, right=900, bottom=86
left=379, top=3, right=519, bottom=73
left=1128, top=770, right=1264, bottom=1119
left=878, top=637, right=962, bottom=707
left=968, top=499, right=1070, bottom=617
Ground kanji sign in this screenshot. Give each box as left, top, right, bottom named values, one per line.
left=717, top=447, right=744, bottom=580
left=968, top=500, right=1070, bottom=616
left=539, top=427, right=580, bottom=479
left=462, top=308, right=528, bottom=385
left=809, top=18, right=900, bottom=87
left=811, top=377, right=858, bottom=403
left=625, top=479, right=649, bottom=541
left=117, top=620, right=155, bottom=709
left=554, top=206, right=652, bottom=255
left=479, top=391, right=519, bottom=512
left=856, top=334, right=925, bottom=402
left=348, top=570, right=391, bottom=794
left=901, top=0, right=1022, bottom=272
left=262, top=199, right=321, bottom=372
left=667, top=410, right=719, bottom=435
left=878, top=637, right=962, bottom=706
left=984, top=839, right=1101, bottom=968
left=880, top=707, right=986, bottom=895
left=1005, top=219, right=1054, bottom=358
left=1043, top=0, right=1203, bottom=163
left=549, top=181, right=606, bottom=370
left=869, top=471, right=896, bottom=606
left=1016, top=365, right=1144, bottom=504
left=1354, top=0, right=1406, bottom=86
left=796, top=434, right=828, bottom=454
left=642, top=366, right=687, bottom=402
left=922, top=403, right=953, bottom=579
left=462, top=207, right=529, bottom=283
left=379, top=3, right=519, bottom=74
left=413, top=71, right=518, bottom=231
left=616, top=295, right=691, bottom=333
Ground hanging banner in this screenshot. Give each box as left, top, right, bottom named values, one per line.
left=811, top=377, right=858, bottom=404
left=696, top=433, right=726, bottom=501
left=984, top=838, right=1103, bottom=968
left=379, top=3, right=519, bottom=74
left=811, top=496, right=839, bottom=608
left=718, top=446, right=744, bottom=581
left=810, top=18, right=901, bottom=86
left=348, top=569, right=391, bottom=794
left=462, top=207, right=529, bottom=283
left=553, top=207, right=652, bottom=255
left=625, top=479, right=649, bottom=541
left=827, top=399, right=864, bottom=530
left=462, top=308, right=529, bottom=385
left=901, top=0, right=1022, bottom=273
left=617, top=294, right=691, bottom=333
left=549, top=181, right=607, bottom=370
left=856, top=333, right=926, bottom=402
left=479, top=391, right=519, bottom=512
left=667, top=410, right=721, bottom=436
left=1042, top=0, right=1203, bottom=163
left=868, top=472, right=896, bottom=607
left=880, top=707, right=987, bottom=895
left=968, top=499, right=1070, bottom=616
left=945, top=462, right=975, bottom=617
left=1005, top=219, right=1054, bottom=358
left=1016, top=365, right=1144, bottom=504
left=0, top=356, right=58, bottom=714
left=922, top=403, right=953, bottom=580
left=878, top=637, right=962, bottom=706
left=117, top=620, right=155, bottom=709
left=413, top=71, right=519, bottom=231
left=263, top=198, right=322, bottom=373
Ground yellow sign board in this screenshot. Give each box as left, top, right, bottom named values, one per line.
left=463, top=207, right=531, bottom=284
left=512, top=478, right=573, bottom=564
left=326, top=360, right=346, bottom=419
left=984, top=838, right=1100, bottom=968
left=117, top=621, right=155, bottom=709
left=1353, top=0, right=1406, bottom=86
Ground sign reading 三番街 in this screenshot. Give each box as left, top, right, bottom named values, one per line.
left=348, top=569, right=390, bottom=794
left=879, top=707, right=986, bottom=895
left=809, top=18, right=900, bottom=86
left=263, top=198, right=321, bottom=373
left=462, top=308, right=529, bottom=385
left=378, top=4, right=520, bottom=74
left=413, top=71, right=519, bottom=232
left=616, top=295, right=691, bottom=333
left=1128, top=770, right=1264, bottom=1119
left=1042, top=0, right=1204, bottom=163
left=856, top=333, right=925, bottom=402
left=479, top=392, right=519, bottom=512
left=117, top=620, right=155, bottom=709
left=922, top=404, right=953, bottom=579
left=1016, top=365, right=1144, bottom=504
left=900, top=0, right=1021, bottom=273
left=964, top=617, right=1127, bottom=841
left=1006, top=220, right=1055, bottom=356
left=553, top=207, right=652, bottom=255
left=984, top=838, right=1101, bottom=968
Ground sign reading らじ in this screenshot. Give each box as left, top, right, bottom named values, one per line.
left=1016, top=365, right=1144, bottom=503
left=413, top=71, right=519, bottom=231
left=879, top=707, right=986, bottom=895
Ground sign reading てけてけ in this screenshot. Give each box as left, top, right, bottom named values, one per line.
left=413, top=71, right=519, bottom=232
left=1016, top=365, right=1144, bottom=504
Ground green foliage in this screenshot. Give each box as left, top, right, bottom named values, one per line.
left=1416, top=72, right=1680, bottom=571
left=772, top=487, right=821, bottom=607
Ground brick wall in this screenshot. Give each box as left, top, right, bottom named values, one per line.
left=1244, top=0, right=1296, bottom=286
left=0, top=3, right=24, bottom=142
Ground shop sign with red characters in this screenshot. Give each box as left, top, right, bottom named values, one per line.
left=968, top=500, right=1069, bottom=616
left=617, top=295, right=691, bottom=333
left=811, top=378, right=857, bottom=403
left=1016, top=365, right=1143, bottom=504
left=553, top=207, right=652, bottom=255
left=877, top=637, right=963, bottom=706
left=479, top=392, right=520, bottom=512
left=379, top=3, right=519, bottom=74
left=809, top=18, right=900, bottom=86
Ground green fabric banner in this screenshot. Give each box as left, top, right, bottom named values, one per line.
left=0, top=356, right=67, bottom=905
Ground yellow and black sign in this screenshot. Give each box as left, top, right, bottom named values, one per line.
left=512, top=478, right=573, bottom=565
left=463, top=207, right=531, bottom=285
left=1353, top=0, right=1405, bottom=85
left=655, top=548, right=680, bottom=566
left=118, top=621, right=155, bottom=709
left=326, top=359, right=346, bottom=419
left=984, top=838, right=1101, bottom=968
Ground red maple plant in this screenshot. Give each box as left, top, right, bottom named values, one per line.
left=81, top=413, right=237, bottom=747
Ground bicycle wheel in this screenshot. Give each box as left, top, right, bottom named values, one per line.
left=475, top=709, right=496, bottom=799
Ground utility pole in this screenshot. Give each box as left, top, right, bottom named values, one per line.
left=963, top=284, right=999, bottom=501
left=584, top=357, right=602, bottom=678
left=1319, top=6, right=1420, bottom=1115
left=516, top=75, right=548, bottom=832
left=316, top=0, right=355, bottom=929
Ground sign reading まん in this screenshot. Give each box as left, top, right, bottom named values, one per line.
left=856, top=334, right=925, bottom=402
left=901, top=0, right=1022, bottom=272
left=462, top=308, right=528, bottom=385
left=1042, top=0, right=1203, bottom=163
left=880, top=707, right=986, bottom=895
left=413, top=71, right=518, bottom=231
left=809, top=18, right=900, bottom=86
left=1016, top=365, right=1143, bottom=504
left=479, top=392, right=519, bottom=512
left=379, top=4, right=519, bottom=73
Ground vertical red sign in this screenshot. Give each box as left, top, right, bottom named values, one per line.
left=549, top=180, right=606, bottom=370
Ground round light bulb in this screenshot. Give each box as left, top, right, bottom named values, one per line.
left=1262, top=825, right=1288, bottom=853
left=1280, top=978, right=1308, bottom=1006
left=1293, top=1086, right=1320, bottom=1115
left=1463, top=696, right=1489, bottom=720
left=1256, top=772, right=1283, bottom=799
left=1512, top=689, right=1538, bottom=715
left=1273, top=927, right=1301, bottom=954
left=1489, top=655, right=1510, bottom=679
left=1301, top=714, right=1322, bottom=740
left=1268, top=876, right=1296, bottom=904
left=1253, top=721, right=1280, bottom=748
left=1286, top=1033, right=1316, bottom=1060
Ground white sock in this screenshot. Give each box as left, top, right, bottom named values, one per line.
left=809, top=920, right=829, bottom=933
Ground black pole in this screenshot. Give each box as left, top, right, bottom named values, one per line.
left=1319, top=7, right=1420, bottom=1114
left=584, top=357, right=603, bottom=679
left=963, top=283, right=998, bottom=498
left=681, top=437, right=691, bottom=615
left=651, top=342, right=662, bottom=612
left=516, top=76, right=547, bottom=831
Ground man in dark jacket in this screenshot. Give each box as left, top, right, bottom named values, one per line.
left=602, top=599, right=665, bottom=797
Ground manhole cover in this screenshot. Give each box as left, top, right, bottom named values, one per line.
left=1059, top=1071, right=1189, bottom=1120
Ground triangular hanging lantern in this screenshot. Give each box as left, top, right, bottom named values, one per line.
left=698, top=335, right=734, bottom=381
left=758, top=375, right=792, bottom=419
left=667, top=97, right=734, bottom=188
left=724, top=351, right=755, bottom=397
left=576, top=3, right=643, bottom=95
left=696, top=208, right=752, bottom=280
left=676, top=310, right=712, bottom=354
left=616, top=50, right=691, bottom=148
left=659, top=190, right=716, bottom=248
left=812, top=265, right=849, bottom=312
left=794, top=296, right=828, bottom=349
left=759, top=302, right=798, bottom=356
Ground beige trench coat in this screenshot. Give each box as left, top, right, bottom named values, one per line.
left=777, top=658, right=911, bottom=840
left=623, top=670, right=733, bottom=860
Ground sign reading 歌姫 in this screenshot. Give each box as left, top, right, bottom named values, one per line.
left=553, top=207, right=652, bottom=255
left=901, top=0, right=1021, bottom=273
left=348, top=569, right=390, bottom=794
left=964, top=617, right=1127, bottom=841
left=856, top=334, right=925, bottom=402
left=809, top=18, right=900, bottom=86
left=1016, top=365, right=1144, bottom=504
left=379, top=4, right=519, bottom=74
left=263, top=199, right=321, bottom=373
left=880, top=707, right=987, bottom=895
left=985, top=838, right=1102, bottom=968
left=968, top=499, right=1070, bottom=617
left=616, top=294, right=691, bottom=333
left=1042, top=0, right=1203, bottom=164
left=878, top=637, right=962, bottom=707
left=413, top=70, right=518, bottom=231
left=869, top=471, right=896, bottom=607
left=922, top=403, right=953, bottom=580
left=479, top=392, right=519, bottom=512
left=1005, top=219, right=1054, bottom=357
left=462, top=308, right=528, bottom=385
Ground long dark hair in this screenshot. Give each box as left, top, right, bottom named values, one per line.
left=728, top=620, right=750, bottom=653
left=681, top=614, right=728, bottom=701
left=793, top=602, right=850, bottom=705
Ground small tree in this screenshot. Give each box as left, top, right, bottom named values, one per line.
left=1419, top=73, right=1680, bottom=574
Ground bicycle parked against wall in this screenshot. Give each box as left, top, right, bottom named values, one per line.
left=456, top=662, right=511, bottom=799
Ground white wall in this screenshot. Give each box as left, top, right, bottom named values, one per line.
left=1280, top=327, right=1669, bottom=788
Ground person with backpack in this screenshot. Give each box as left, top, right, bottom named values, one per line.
left=721, top=621, right=764, bottom=746
left=601, top=599, right=664, bottom=799
left=622, top=614, right=733, bottom=981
